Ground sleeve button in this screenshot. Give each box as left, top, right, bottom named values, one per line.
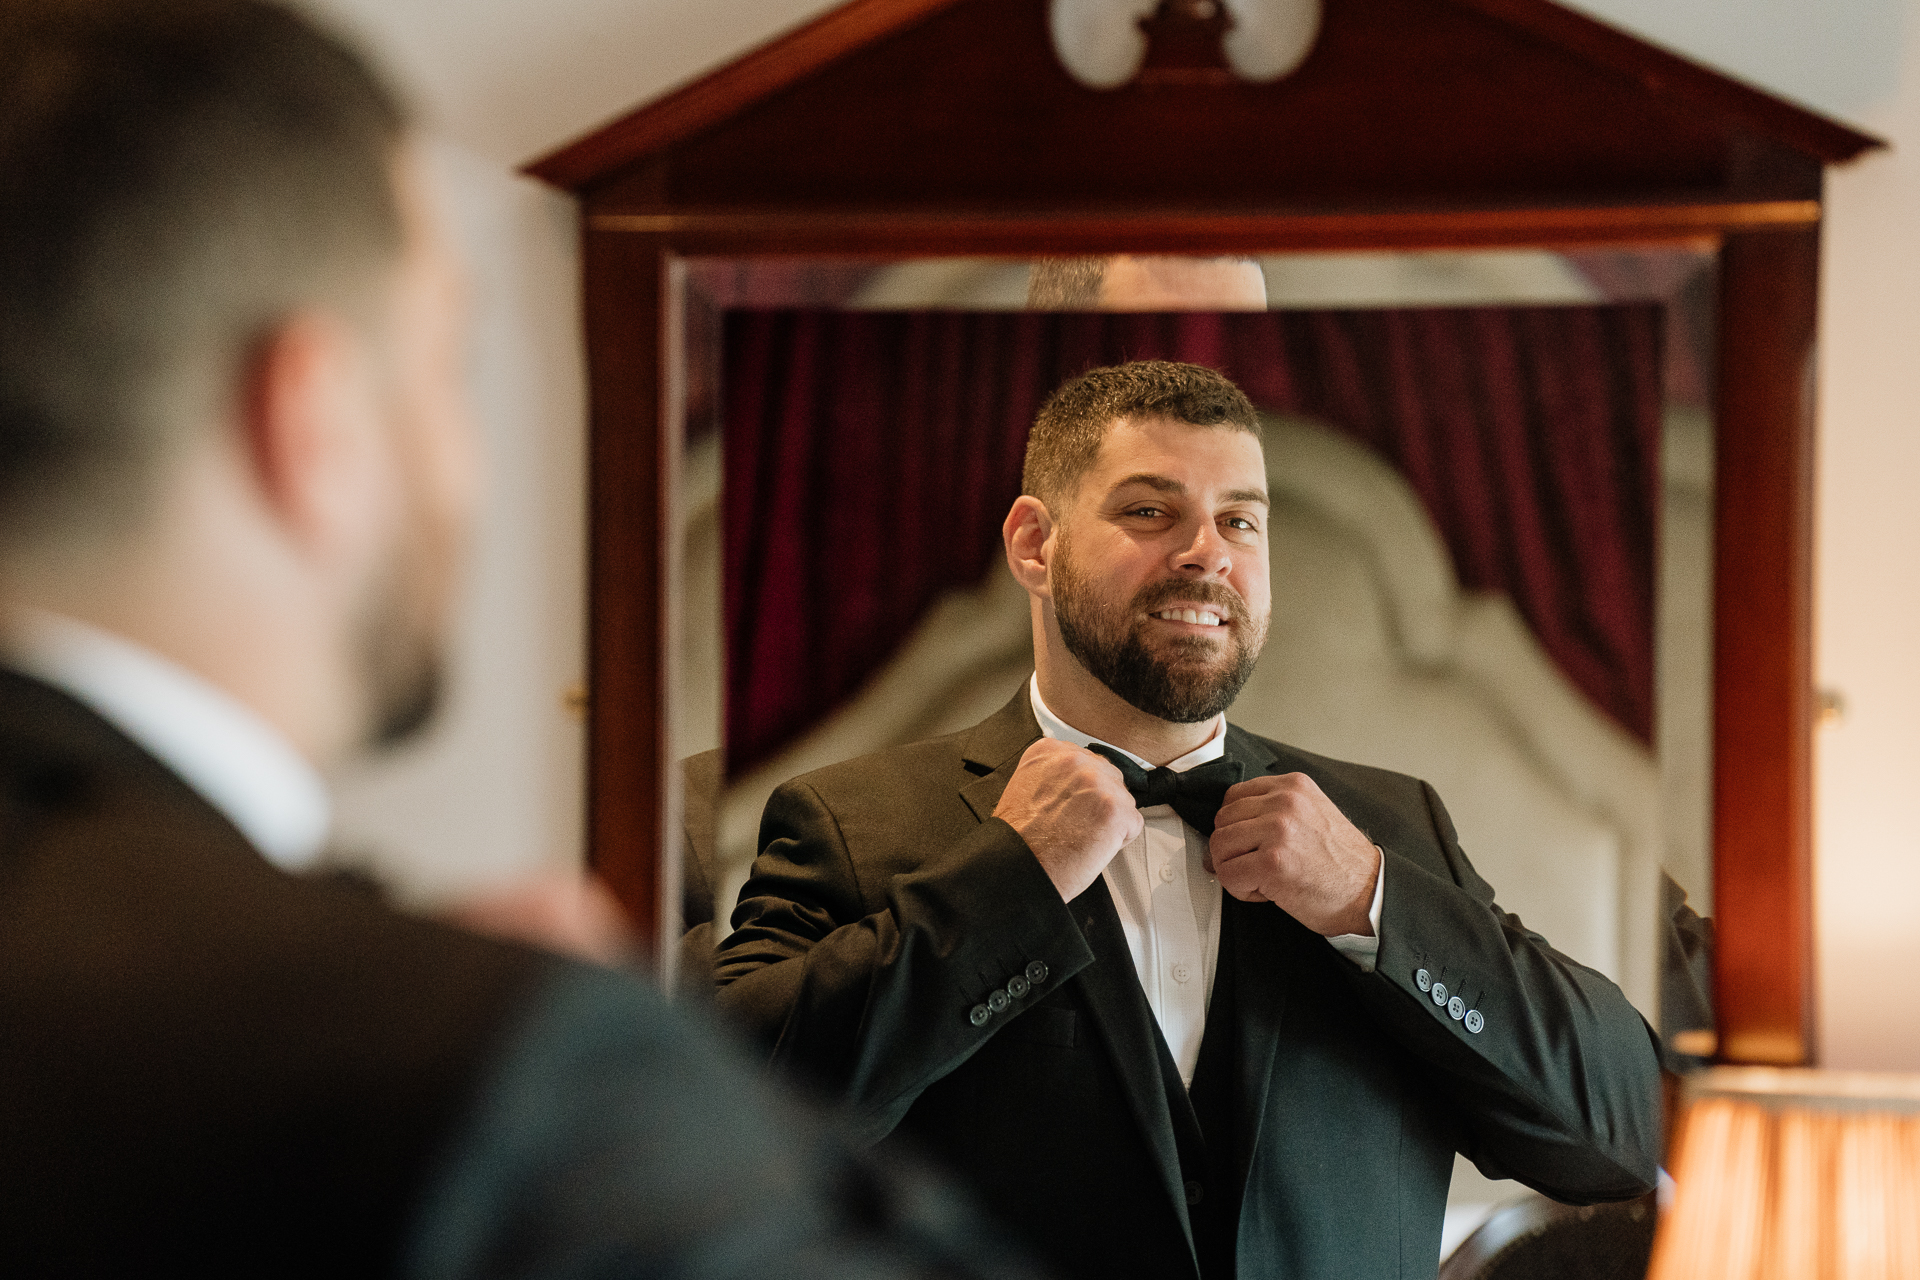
left=1026, top=960, right=1049, bottom=984
left=1464, top=1009, right=1485, bottom=1034
left=969, top=1004, right=991, bottom=1027
left=1007, top=974, right=1031, bottom=999
left=1448, top=996, right=1466, bottom=1021
left=988, top=989, right=1011, bottom=1013
left=1415, top=968, right=1432, bottom=992
left=1430, top=981, right=1448, bottom=1007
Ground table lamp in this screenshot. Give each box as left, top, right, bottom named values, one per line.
left=1647, top=1067, right=1920, bottom=1279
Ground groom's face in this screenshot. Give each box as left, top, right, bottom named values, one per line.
left=1048, top=415, right=1271, bottom=724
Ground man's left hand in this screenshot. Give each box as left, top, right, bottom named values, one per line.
left=1207, top=773, right=1380, bottom=937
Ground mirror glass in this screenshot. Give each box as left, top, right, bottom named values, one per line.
left=671, top=248, right=1714, bottom=1247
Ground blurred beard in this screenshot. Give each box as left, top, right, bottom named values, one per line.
left=1051, top=533, right=1266, bottom=724
left=358, top=577, right=443, bottom=749
left=355, top=487, right=455, bottom=751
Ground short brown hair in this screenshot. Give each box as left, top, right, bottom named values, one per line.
left=1022, top=361, right=1261, bottom=510
left=0, top=0, right=406, bottom=553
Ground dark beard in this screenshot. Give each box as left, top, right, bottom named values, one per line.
left=1052, top=542, right=1265, bottom=725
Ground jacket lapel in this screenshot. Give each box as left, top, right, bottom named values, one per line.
left=957, top=689, right=1042, bottom=823
left=1219, top=725, right=1291, bottom=1197
left=1220, top=894, right=1290, bottom=1198
left=1069, top=877, right=1199, bottom=1264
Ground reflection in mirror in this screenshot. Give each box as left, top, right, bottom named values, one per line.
left=672, top=250, right=1714, bottom=1249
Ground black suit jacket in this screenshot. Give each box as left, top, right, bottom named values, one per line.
left=0, top=668, right=1042, bottom=1279
left=716, top=692, right=1664, bottom=1280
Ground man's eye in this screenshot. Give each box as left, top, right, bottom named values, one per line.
left=1224, top=516, right=1258, bottom=532
left=1125, top=506, right=1165, bottom=518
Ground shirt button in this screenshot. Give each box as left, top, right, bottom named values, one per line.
left=1172, top=963, right=1191, bottom=984
left=1464, top=1009, right=1485, bottom=1034
left=988, top=989, right=1011, bottom=1013
left=1448, top=996, right=1466, bottom=1021
left=1185, top=1180, right=1205, bottom=1206
left=1007, top=974, right=1030, bottom=999
left=1431, top=982, right=1449, bottom=1007
left=1026, top=961, right=1049, bottom=984
left=1415, top=968, right=1433, bottom=993
left=1159, top=862, right=1175, bottom=883
left=969, top=1004, right=990, bottom=1027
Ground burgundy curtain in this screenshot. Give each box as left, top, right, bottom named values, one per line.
left=724, top=306, right=1662, bottom=775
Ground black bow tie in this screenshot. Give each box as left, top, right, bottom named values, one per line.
left=1087, top=744, right=1246, bottom=835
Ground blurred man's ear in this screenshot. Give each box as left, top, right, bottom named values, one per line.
left=241, top=311, right=390, bottom=565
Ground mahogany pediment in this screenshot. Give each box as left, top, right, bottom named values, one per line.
left=533, top=0, right=1877, bottom=213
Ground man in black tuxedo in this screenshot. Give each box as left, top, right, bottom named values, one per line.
left=0, top=3, right=1041, bottom=1275
left=715, top=361, right=1665, bottom=1279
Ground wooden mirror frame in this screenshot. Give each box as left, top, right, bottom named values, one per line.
left=529, top=0, right=1883, bottom=1065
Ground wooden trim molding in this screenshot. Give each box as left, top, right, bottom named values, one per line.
left=585, top=201, right=1819, bottom=253
left=580, top=231, right=673, bottom=937
left=1710, top=226, right=1821, bottom=1065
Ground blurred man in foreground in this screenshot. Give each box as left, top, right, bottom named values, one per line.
left=0, top=2, right=1037, bottom=1275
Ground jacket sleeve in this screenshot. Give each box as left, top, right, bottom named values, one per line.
left=714, top=779, right=1096, bottom=1145
left=1346, top=781, right=1665, bottom=1204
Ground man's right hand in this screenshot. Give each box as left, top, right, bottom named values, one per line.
left=992, top=738, right=1144, bottom=902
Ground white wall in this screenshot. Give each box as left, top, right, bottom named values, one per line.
left=1811, top=29, right=1920, bottom=1072
left=324, top=143, right=590, bottom=904
left=296, top=0, right=1920, bottom=1069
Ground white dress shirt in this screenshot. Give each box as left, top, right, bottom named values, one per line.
left=1029, top=675, right=1383, bottom=1086
left=3, top=610, right=330, bottom=872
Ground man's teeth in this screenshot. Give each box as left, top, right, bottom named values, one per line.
left=1153, top=608, right=1224, bottom=626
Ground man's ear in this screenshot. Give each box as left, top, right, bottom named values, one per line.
left=1003, top=495, right=1055, bottom=599
left=240, top=311, right=382, bottom=558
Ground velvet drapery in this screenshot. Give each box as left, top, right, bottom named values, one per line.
left=723, top=306, right=1662, bottom=776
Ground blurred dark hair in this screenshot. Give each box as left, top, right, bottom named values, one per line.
left=1022, top=361, right=1261, bottom=511
left=1026, top=257, right=1107, bottom=309
left=0, top=0, right=407, bottom=552
left=1026, top=255, right=1263, bottom=310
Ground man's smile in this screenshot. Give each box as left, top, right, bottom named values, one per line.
left=1148, top=606, right=1228, bottom=628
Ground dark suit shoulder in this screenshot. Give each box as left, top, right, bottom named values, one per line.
left=1229, top=724, right=1450, bottom=860
left=1233, top=725, right=1430, bottom=802
left=774, top=726, right=988, bottom=816
left=771, top=690, right=1036, bottom=823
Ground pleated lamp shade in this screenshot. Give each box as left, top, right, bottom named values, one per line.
left=1648, top=1068, right=1920, bottom=1280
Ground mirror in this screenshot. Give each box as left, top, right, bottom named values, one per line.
left=669, top=248, right=1717, bottom=1243
left=674, top=246, right=1715, bottom=1023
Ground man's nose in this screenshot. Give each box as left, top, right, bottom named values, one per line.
left=1172, top=520, right=1232, bottom=577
